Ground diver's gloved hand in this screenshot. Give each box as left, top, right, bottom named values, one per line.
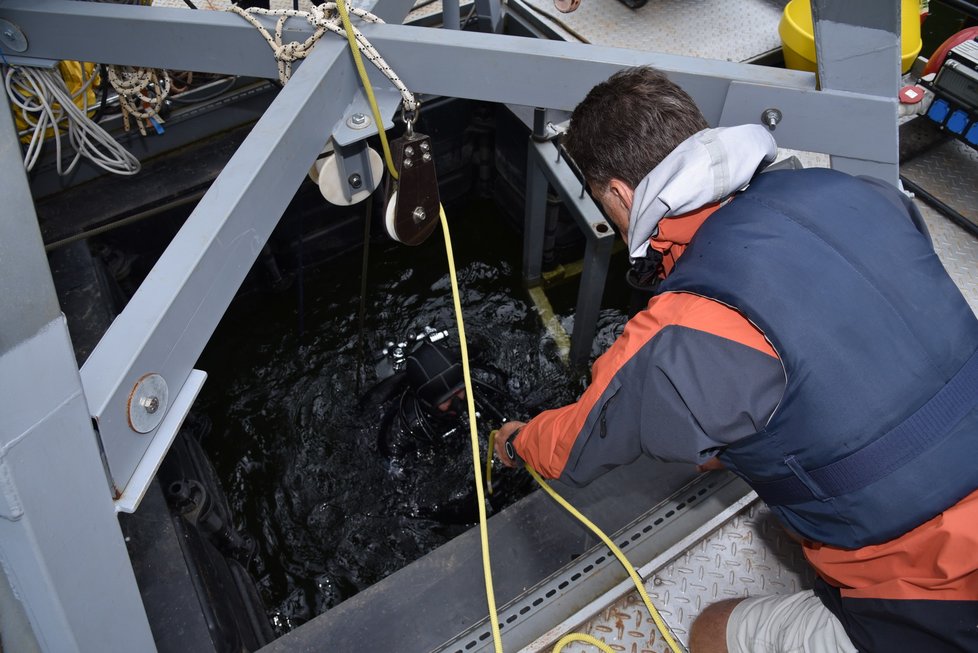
left=495, top=420, right=526, bottom=468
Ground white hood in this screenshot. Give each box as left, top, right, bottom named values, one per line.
left=627, top=124, right=778, bottom=261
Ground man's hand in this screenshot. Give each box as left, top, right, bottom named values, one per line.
left=696, top=457, right=725, bottom=473
left=495, top=420, right=526, bottom=468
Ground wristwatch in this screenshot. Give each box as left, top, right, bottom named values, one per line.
left=504, top=427, right=523, bottom=463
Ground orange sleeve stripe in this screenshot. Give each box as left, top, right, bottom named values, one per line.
left=804, top=487, right=978, bottom=601
left=516, top=292, right=777, bottom=477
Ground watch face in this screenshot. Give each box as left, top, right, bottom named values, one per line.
left=505, top=440, right=517, bottom=460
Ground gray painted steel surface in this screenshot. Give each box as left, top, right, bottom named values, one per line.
left=0, top=2, right=895, bottom=172
left=0, top=103, right=157, bottom=652
left=812, top=0, right=901, bottom=184
left=525, top=137, right=614, bottom=366
left=258, top=460, right=701, bottom=653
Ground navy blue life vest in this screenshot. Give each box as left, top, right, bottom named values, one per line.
left=659, top=168, right=978, bottom=548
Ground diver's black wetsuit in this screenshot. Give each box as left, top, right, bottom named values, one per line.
left=365, top=339, right=530, bottom=523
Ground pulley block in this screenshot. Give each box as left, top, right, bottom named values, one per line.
left=384, top=127, right=440, bottom=246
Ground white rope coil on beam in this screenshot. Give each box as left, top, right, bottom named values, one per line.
left=229, top=2, right=418, bottom=113
left=107, top=66, right=171, bottom=136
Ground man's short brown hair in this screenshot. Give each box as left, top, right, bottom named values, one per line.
left=564, top=66, right=708, bottom=191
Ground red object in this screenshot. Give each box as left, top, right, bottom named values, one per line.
left=899, top=85, right=926, bottom=104
left=922, top=27, right=978, bottom=77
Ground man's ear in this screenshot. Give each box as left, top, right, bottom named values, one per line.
left=607, top=178, right=635, bottom=212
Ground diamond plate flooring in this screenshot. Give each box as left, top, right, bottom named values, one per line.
left=515, top=0, right=788, bottom=59
left=921, top=201, right=978, bottom=314
left=557, top=501, right=814, bottom=653
left=903, top=138, right=978, bottom=228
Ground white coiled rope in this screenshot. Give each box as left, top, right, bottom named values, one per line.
left=4, top=65, right=141, bottom=176
left=229, top=2, right=417, bottom=113
left=106, top=65, right=172, bottom=136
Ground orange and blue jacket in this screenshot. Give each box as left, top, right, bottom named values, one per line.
left=512, top=157, right=978, bottom=651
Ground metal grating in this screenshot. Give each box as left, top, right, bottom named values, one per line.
left=902, top=138, right=978, bottom=227
left=920, top=201, right=978, bottom=315
left=513, top=0, right=789, bottom=61
left=556, top=502, right=815, bottom=653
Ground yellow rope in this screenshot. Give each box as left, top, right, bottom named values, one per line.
left=440, top=205, right=504, bottom=653
left=335, top=0, right=399, bottom=179
left=552, top=633, right=614, bottom=653
left=525, top=465, right=684, bottom=653
left=338, top=16, right=679, bottom=648
left=486, top=435, right=682, bottom=651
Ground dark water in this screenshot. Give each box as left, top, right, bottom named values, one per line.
left=194, top=199, right=630, bottom=634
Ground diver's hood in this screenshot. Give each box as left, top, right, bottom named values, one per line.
left=627, top=125, right=777, bottom=262
left=406, top=340, right=464, bottom=409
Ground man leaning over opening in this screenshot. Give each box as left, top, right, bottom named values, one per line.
left=495, top=66, right=978, bottom=653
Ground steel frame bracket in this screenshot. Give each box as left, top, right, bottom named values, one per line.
left=525, top=134, right=615, bottom=367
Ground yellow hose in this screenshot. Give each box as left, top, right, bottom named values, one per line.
left=339, top=13, right=681, bottom=649
left=525, top=466, right=683, bottom=653
left=439, top=205, right=504, bottom=653
left=552, top=633, right=614, bottom=653
left=337, top=12, right=501, bottom=649
left=486, top=436, right=683, bottom=652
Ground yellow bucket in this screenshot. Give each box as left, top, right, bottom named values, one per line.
left=779, top=0, right=922, bottom=74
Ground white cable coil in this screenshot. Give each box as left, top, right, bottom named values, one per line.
left=229, top=2, right=418, bottom=113
left=4, top=65, right=141, bottom=176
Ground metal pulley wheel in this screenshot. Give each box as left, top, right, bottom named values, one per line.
left=311, top=146, right=384, bottom=206
left=384, top=190, right=439, bottom=245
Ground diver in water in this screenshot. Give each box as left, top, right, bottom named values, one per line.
left=365, top=331, right=528, bottom=523
left=377, top=337, right=507, bottom=458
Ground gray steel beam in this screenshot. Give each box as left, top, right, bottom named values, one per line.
left=364, top=23, right=815, bottom=122
left=0, top=0, right=415, bottom=77
left=79, top=39, right=361, bottom=496
left=0, top=2, right=897, bottom=171
left=0, top=104, right=156, bottom=652
left=360, top=25, right=895, bottom=169
left=812, top=0, right=902, bottom=96
left=811, top=0, right=901, bottom=184
left=527, top=138, right=615, bottom=367
left=522, top=111, right=551, bottom=286
left=717, top=81, right=897, bottom=164
left=571, top=228, right=614, bottom=366
left=0, top=137, right=59, bottom=356
left=443, top=0, right=461, bottom=29
left=475, top=0, right=503, bottom=33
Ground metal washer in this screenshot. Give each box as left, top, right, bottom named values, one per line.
left=127, top=373, right=169, bottom=434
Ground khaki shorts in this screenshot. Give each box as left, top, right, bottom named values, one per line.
left=726, top=590, right=858, bottom=653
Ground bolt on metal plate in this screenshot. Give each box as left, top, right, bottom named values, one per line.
left=127, top=373, right=169, bottom=434
left=347, top=112, right=371, bottom=129
left=0, top=20, right=28, bottom=53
